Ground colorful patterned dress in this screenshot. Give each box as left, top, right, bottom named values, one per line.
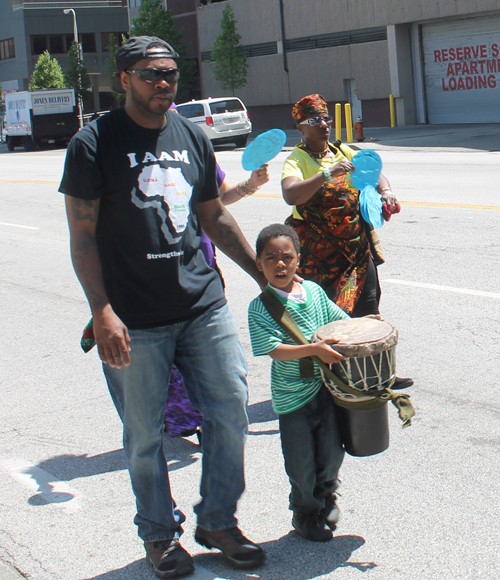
left=283, top=143, right=370, bottom=315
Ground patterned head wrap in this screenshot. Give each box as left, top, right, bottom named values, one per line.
left=292, top=94, right=329, bottom=124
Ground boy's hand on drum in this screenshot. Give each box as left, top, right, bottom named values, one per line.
left=312, top=338, right=346, bottom=363
left=365, top=314, right=384, bottom=321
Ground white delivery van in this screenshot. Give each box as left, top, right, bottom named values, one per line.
left=4, top=88, right=79, bottom=150
left=176, top=97, right=252, bottom=148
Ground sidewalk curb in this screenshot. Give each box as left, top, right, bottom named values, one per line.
left=0, top=561, right=25, bottom=580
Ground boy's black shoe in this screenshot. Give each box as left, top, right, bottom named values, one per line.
left=292, top=511, right=333, bottom=542
left=195, top=525, right=266, bottom=568
left=144, top=538, right=194, bottom=579
left=323, top=494, right=340, bottom=530
left=392, top=377, right=414, bottom=390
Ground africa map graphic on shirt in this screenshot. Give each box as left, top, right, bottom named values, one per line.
left=131, top=165, right=193, bottom=244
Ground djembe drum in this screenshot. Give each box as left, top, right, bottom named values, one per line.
left=313, top=317, right=398, bottom=456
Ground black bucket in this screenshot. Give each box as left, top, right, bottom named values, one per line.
left=335, top=402, right=389, bottom=457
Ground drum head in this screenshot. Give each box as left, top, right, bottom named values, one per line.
left=314, top=318, right=397, bottom=358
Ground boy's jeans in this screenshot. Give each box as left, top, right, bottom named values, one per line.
left=279, top=386, right=344, bottom=513
left=103, top=304, right=249, bottom=542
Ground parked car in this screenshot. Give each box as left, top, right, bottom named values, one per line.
left=176, top=97, right=252, bottom=148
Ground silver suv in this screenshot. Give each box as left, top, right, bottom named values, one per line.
left=176, top=97, right=252, bottom=148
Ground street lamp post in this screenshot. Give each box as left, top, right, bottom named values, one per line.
left=63, top=8, right=83, bottom=128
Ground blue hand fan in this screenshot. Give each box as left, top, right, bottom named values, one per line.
left=242, top=129, right=287, bottom=171
left=360, top=185, right=384, bottom=229
left=351, top=150, right=384, bottom=228
left=350, top=149, right=382, bottom=190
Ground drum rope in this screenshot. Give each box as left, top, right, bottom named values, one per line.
left=259, top=288, right=415, bottom=427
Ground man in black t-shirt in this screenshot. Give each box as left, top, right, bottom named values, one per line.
left=60, top=36, right=266, bottom=578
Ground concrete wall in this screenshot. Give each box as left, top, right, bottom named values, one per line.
left=0, top=0, right=29, bottom=87
left=281, top=0, right=500, bottom=33
left=197, top=0, right=392, bottom=127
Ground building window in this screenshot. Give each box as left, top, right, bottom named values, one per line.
left=101, top=32, right=128, bottom=51
left=81, top=33, right=96, bottom=53
left=129, top=0, right=141, bottom=7
left=31, top=34, right=96, bottom=55
left=49, top=35, right=64, bottom=54
left=32, top=35, right=48, bottom=55
left=0, top=38, right=16, bottom=60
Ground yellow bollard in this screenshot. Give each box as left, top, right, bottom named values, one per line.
left=335, top=103, right=342, bottom=141
left=389, top=94, right=396, bottom=128
left=344, top=103, right=353, bottom=143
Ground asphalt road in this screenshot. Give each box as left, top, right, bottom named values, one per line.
left=1, top=133, right=500, bottom=580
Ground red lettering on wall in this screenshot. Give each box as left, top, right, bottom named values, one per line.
left=486, top=60, right=497, bottom=73
left=434, top=50, right=442, bottom=63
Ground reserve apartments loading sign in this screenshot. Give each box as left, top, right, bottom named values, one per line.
left=422, top=15, right=500, bottom=124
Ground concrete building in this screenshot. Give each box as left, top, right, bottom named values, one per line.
left=195, top=0, right=500, bottom=129
left=0, top=0, right=129, bottom=113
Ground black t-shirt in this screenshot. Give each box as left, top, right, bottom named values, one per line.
left=59, top=107, right=226, bottom=329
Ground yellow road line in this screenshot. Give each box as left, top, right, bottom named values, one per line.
left=255, top=193, right=500, bottom=210
left=399, top=200, right=500, bottom=210
left=0, top=179, right=59, bottom=185
left=1, top=180, right=499, bottom=211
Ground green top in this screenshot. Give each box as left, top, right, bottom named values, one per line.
left=248, top=280, right=349, bottom=414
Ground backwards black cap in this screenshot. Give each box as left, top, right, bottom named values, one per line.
left=111, top=36, right=179, bottom=94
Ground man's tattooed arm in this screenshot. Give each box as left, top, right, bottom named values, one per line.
left=65, top=196, right=131, bottom=368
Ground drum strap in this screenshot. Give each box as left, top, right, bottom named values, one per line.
left=259, top=288, right=415, bottom=427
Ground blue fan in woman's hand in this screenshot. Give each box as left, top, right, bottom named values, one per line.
left=359, top=185, right=384, bottom=229
left=242, top=129, right=287, bottom=171
left=351, top=150, right=384, bottom=228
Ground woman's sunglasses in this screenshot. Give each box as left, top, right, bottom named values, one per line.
left=300, top=116, right=333, bottom=126
left=126, top=68, right=180, bottom=83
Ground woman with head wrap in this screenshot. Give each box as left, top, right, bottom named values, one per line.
left=281, top=94, right=398, bottom=317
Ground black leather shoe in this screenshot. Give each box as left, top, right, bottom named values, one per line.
left=144, top=538, right=194, bottom=579
left=391, top=377, right=414, bottom=390
left=292, top=511, right=333, bottom=542
left=195, top=525, right=265, bottom=568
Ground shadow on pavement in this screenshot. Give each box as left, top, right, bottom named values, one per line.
left=36, top=449, right=127, bottom=481
left=34, top=400, right=275, bottom=484
left=194, top=532, right=372, bottom=580
left=33, top=434, right=201, bottom=485
left=247, top=399, right=277, bottom=424
left=82, top=533, right=372, bottom=580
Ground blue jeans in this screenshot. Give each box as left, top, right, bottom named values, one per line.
left=278, top=386, right=344, bottom=513
left=103, top=304, right=249, bottom=542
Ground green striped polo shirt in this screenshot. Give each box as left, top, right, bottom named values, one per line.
left=248, top=280, right=349, bottom=414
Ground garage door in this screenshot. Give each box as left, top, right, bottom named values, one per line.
left=422, top=15, right=500, bottom=123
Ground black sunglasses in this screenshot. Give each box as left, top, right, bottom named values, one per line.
left=299, top=116, right=333, bottom=126
left=126, top=68, right=180, bottom=83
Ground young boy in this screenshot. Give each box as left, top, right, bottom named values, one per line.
left=248, top=224, right=349, bottom=542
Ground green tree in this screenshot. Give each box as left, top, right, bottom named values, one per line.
left=210, top=4, right=248, bottom=95
left=64, top=41, right=92, bottom=104
left=29, top=51, right=65, bottom=90
left=130, top=0, right=196, bottom=100
left=106, top=33, right=128, bottom=102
